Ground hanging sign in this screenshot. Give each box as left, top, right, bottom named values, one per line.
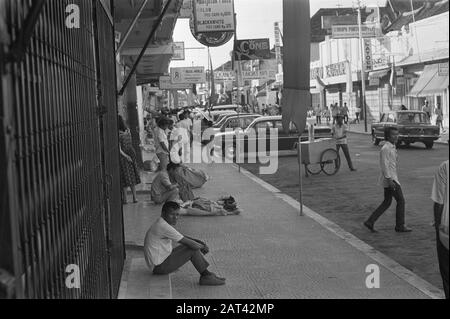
left=234, top=38, right=271, bottom=61
left=193, top=0, right=235, bottom=33
left=170, top=67, right=206, bottom=84
left=189, top=16, right=233, bottom=47
left=172, top=42, right=185, bottom=60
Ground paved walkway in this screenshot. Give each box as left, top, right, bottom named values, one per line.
left=118, top=152, right=443, bottom=299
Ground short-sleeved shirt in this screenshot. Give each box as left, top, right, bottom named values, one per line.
left=178, top=119, right=193, bottom=133
left=431, top=161, right=449, bottom=249
left=332, top=124, right=348, bottom=145
left=154, top=127, right=169, bottom=154
left=144, top=217, right=184, bottom=269
left=151, top=171, right=172, bottom=198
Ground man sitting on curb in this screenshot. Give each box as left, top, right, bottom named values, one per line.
left=144, top=201, right=226, bottom=286
left=151, top=163, right=180, bottom=205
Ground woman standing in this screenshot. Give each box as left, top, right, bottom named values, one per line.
left=118, top=115, right=141, bottom=204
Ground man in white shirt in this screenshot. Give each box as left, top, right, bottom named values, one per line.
left=154, top=118, right=170, bottom=171
left=332, top=116, right=357, bottom=172
left=364, top=127, right=412, bottom=233
left=144, top=202, right=226, bottom=286
left=422, top=100, right=432, bottom=119
left=175, top=113, right=192, bottom=163
left=431, top=154, right=449, bottom=299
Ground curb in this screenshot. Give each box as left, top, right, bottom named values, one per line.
left=234, top=164, right=445, bottom=299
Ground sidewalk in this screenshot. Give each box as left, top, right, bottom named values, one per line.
left=347, top=123, right=449, bottom=144
left=118, top=154, right=443, bottom=299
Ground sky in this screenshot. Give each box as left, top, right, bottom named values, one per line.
left=170, top=0, right=386, bottom=70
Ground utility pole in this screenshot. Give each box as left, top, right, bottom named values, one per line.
left=357, top=0, right=368, bottom=132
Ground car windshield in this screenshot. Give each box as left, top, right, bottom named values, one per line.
left=398, top=113, right=430, bottom=124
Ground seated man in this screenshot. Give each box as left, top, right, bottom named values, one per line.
left=144, top=201, right=226, bottom=286
left=150, top=164, right=180, bottom=205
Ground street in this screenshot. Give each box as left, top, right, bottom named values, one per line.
left=242, top=133, right=449, bottom=290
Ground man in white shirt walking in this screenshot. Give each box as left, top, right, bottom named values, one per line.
left=364, top=127, right=412, bottom=233
left=431, top=151, right=449, bottom=299
left=144, top=202, right=226, bottom=286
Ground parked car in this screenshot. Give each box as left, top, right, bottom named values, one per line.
left=201, top=114, right=261, bottom=145
left=371, top=111, right=440, bottom=149
left=211, top=104, right=239, bottom=111
left=213, top=116, right=333, bottom=159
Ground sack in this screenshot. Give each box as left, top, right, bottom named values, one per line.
left=220, top=196, right=237, bottom=212
left=179, top=166, right=209, bottom=189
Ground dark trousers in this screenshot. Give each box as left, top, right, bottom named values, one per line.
left=316, top=116, right=322, bottom=125
left=344, top=115, right=349, bottom=124
left=355, top=113, right=360, bottom=123
left=436, top=231, right=449, bottom=299
left=367, top=184, right=405, bottom=228
left=337, top=144, right=355, bottom=170
left=153, top=245, right=209, bottom=275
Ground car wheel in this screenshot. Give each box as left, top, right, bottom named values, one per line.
left=372, top=132, right=380, bottom=146
left=425, top=142, right=434, bottom=149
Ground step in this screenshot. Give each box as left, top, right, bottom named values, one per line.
left=120, top=258, right=171, bottom=299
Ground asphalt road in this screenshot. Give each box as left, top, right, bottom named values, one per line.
left=242, top=133, right=449, bottom=290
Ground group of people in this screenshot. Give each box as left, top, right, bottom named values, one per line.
left=422, top=100, right=445, bottom=133
left=313, top=103, right=361, bottom=126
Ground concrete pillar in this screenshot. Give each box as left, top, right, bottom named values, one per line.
left=123, top=73, right=143, bottom=167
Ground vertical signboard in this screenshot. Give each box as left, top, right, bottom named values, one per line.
left=364, top=39, right=373, bottom=71
left=193, top=0, right=235, bottom=33
left=172, top=42, right=185, bottom=60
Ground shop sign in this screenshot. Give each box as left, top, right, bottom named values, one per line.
left=325, top=61, right=347, bottom=78
left=172, top=42, right=185, bottom=60
left=234, top=38, right=271, bottom=61
left=193, top=0, right=235, bottom=33
left=364, top=39, right=373, bottom=71
left=179, top=0, right=193, bottom=19
left=241, top=70, right=276, bottom=80
left=214, top=71, right=236, bottom=80
left=189, top=16, right=233, bottom=47
left=171, top=67, right=206, bottom=84
left=159, top=76, right=192, bottom=90
left=438, top=63, right=449, bottom=76
left=310, top=66, right=324, bottom=80
left=331, top=24, right=378, bottom=39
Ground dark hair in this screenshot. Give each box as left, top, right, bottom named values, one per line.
left=117, top=115, right=128, bottom=132
left=167, top=162, right=180, bottom=172
left=157, top=117, right=170, bottom=127
left=384, top=127, right=398, bottom=141
left=162, top=201, right=180, bottom=216
left=179, top=113, right=186, bottom=121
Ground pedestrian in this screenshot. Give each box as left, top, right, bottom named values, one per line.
left=324, top=107, right=331, bottom=125
left=343, top=103, right=349, bottom=124
left=331, top=104, right=338, bottom=125
left=355, top=106, right=361, bottom=124
left=154, top=117, right=171, bottom=171
left=431, top=150, right=449, bottom=299
left=144, top=201, right=226, bottom=286
left=315, top=104, right=322, bottom=125
left=332, top=115, right=357, bottom=172
left=435, top=103, right=444, bottom=133
left=364, top=127, right=413, bottom=233
left=118, top=115, right=141, bottom=204
left=176, top=113, right=192, bottom=162
left=422, top=100, right=432, bottom=119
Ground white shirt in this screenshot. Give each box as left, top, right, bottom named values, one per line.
left=431, top=160, right=449, bottom=249
left=144, top=218, right=184, bottom=269
left=379, top=141, right=400, bottom=187
left=332, top=124, right=348, bottom=145
left=178, top=119, right=193, bottom=133
left=154, top=127, right=169, bottom=154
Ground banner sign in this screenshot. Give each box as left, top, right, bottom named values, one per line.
left=159, top=76, right=192, bottom=90
left=331, top=24, right=378, bottom=39
left=170, top=67, right=206, bottom=84
left=214, top=71, right=236, bottom=80
left=172, top=42, right=185, bottom=60
left=325, top=61, right=347, bottom=78
left=234, top=38, right=271, bottom=61
left=242, top=70, right=276, bottom=80
left=364, top=39, right=373, bottom=71
left=193, top=0, right=235, bottom=33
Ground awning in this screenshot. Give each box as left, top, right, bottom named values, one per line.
left=408, top=64, right=449, bottom=97
left=369, top=68, right=390, bottom=80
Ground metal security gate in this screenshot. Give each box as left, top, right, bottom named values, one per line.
left=0, top=0, right=124, bottom=299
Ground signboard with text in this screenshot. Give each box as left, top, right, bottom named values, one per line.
left=159, top=76, right=192, bottom=90
left=193, top=0, right=235, bottom=33
left=172, top=42, right=185, bottom=60
left=179, top=0, right=193, bottom=19
left=234, top=38, right=271, bottom=61
left=364, top=39, right=373, bottom=71
left=170, top=67, right=206, bottom=84
left=242, top=70, right=276, bottom=80
left=214, top=71, right=236, bottom=81
left=331, top=24, right=378, bottom=39
left=438, top=63, right=449, bottom=76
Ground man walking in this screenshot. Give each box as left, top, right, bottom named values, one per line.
left=342, top=103, right=349, bottom=124
left=364, top=127, right=412, bottom=233
left=431, top=151, right=449, bottom=299
left=332, top=115, right=357, bottom=172
left=144, top=202, right=226, bottom=286
left=154, top=117, right=171, bottom=171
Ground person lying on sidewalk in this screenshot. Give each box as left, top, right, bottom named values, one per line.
left=144, top=201, right=226, bottom=286
left=151, top=164, right=180, bottom=205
